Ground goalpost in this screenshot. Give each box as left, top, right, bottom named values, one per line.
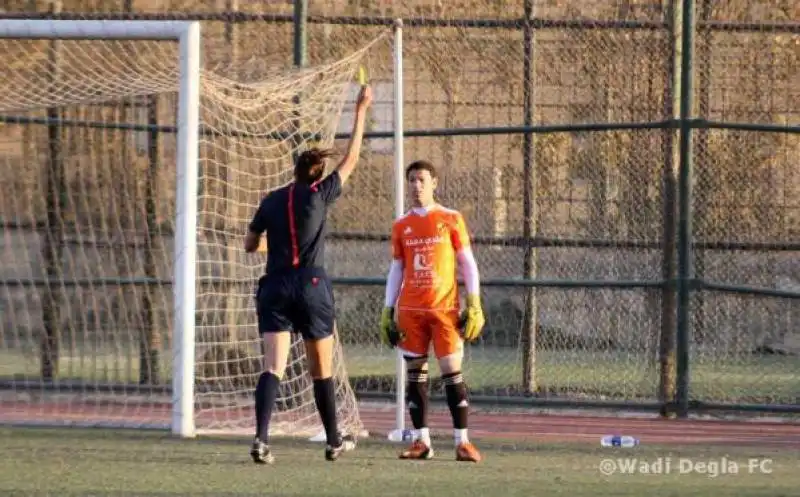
left=0, top=19, right=408, bottom=442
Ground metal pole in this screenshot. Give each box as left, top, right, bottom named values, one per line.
left=142, top=93, right=160, bottom=384
left=392, top=18, right=407, bottom=440
left=675, top=0, right=697, bottom=419
left=521, top=0, right=538, bottom=394
left=40, top=0, right=64, bottom=381
left=125, top=0, right=161, bottom=385
left=220, top=0, right=239, bottom=347
left=693, top=0, right=712, bottom=348
left=290, top=0, right=308, bottom=163
left=290, top=0, right=308, bottom=161
left=293, top=0, right=308, bottom=68
left=171, top=20, right=203, bottom=438
left=658, top=0, right=679, bottom=417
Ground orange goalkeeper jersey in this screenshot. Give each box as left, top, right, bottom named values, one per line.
left=391, top=205, right=471, bottom=311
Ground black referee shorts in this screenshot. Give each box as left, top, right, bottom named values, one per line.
left=254, top=267, right=335, bottom=341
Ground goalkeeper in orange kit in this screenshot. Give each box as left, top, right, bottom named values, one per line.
left=379, top=160, right=486, bottom=463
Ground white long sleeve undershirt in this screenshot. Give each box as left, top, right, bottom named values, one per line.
left=384, top=259, right=404, bottom=307
left=383, top=247, right=480, bottom=307
left=456, top=247, right=480, bottom=296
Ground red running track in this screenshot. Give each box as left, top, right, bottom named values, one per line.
left=2, top=401, right=799, bottom=448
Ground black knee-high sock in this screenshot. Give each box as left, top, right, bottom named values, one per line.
left=442, top=372, right=469, bottom=429
left=313, top=377, right=340, bottom=446
left=255, top=371, right=281, bottom=443
left=406, top=368, right=429, bottom=429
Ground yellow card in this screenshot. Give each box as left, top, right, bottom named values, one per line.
left=357, top=66, right=367, bottom=86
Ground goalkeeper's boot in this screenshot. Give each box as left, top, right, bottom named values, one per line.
left=250, top=438, right=275, bottom=465
left=399, top=440, right=434, bottom=460
left=325, top=433, right=357, bottom=461
left=455, top=442, right=482, bottom=463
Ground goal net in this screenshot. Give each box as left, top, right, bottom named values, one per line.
left=0, top=20, right=390, bottom=439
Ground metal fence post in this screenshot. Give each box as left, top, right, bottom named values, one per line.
left=676, top=0, right=697, bottom=418
left=658, top=0, right=679, bottom=417
left=520, top=0, right=539, bottom=395
left=40, top=0, right=64, bottom=381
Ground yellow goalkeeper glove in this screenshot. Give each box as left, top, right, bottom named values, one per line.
left=379, top=307, right=404, bottom=348
left=459, top=294, right=485, bottom=342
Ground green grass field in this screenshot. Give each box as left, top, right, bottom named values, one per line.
left=1, top=426, right=798, bottom=496
left=1, top=346, right=797, bottom=403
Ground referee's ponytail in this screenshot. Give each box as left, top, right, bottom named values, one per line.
left=295, top=148, right=335, bottom=184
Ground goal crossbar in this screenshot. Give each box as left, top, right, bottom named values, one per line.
left=0, top=19, right=202, bottom=438
left=0, top=20, right=197, bottom=41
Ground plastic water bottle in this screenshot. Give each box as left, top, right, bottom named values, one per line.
left=601, top=435, right=639, bottom=448
left=387, top=429, right=415, bottom=442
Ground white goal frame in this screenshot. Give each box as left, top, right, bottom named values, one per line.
left=0, top=18, right=410, bottom=443
left=389, top=19, right=407, bottom=444
left=0, top=19, right=202, bottom=438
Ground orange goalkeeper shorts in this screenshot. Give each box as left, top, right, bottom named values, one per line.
left=396, top=308, right=463, bottom=359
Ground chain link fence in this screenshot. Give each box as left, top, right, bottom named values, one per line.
left=0, top=0, right=797, bottom=410
left=690, top=2, right=799, bottom=406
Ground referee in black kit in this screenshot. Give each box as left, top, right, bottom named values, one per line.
left=244, top=84, right=373, bottom=464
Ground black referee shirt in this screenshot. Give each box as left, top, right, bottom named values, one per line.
left=248, top=171, right=343, bottom=274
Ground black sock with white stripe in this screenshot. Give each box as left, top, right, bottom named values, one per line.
left=442, top=371, right=469, bottom=445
